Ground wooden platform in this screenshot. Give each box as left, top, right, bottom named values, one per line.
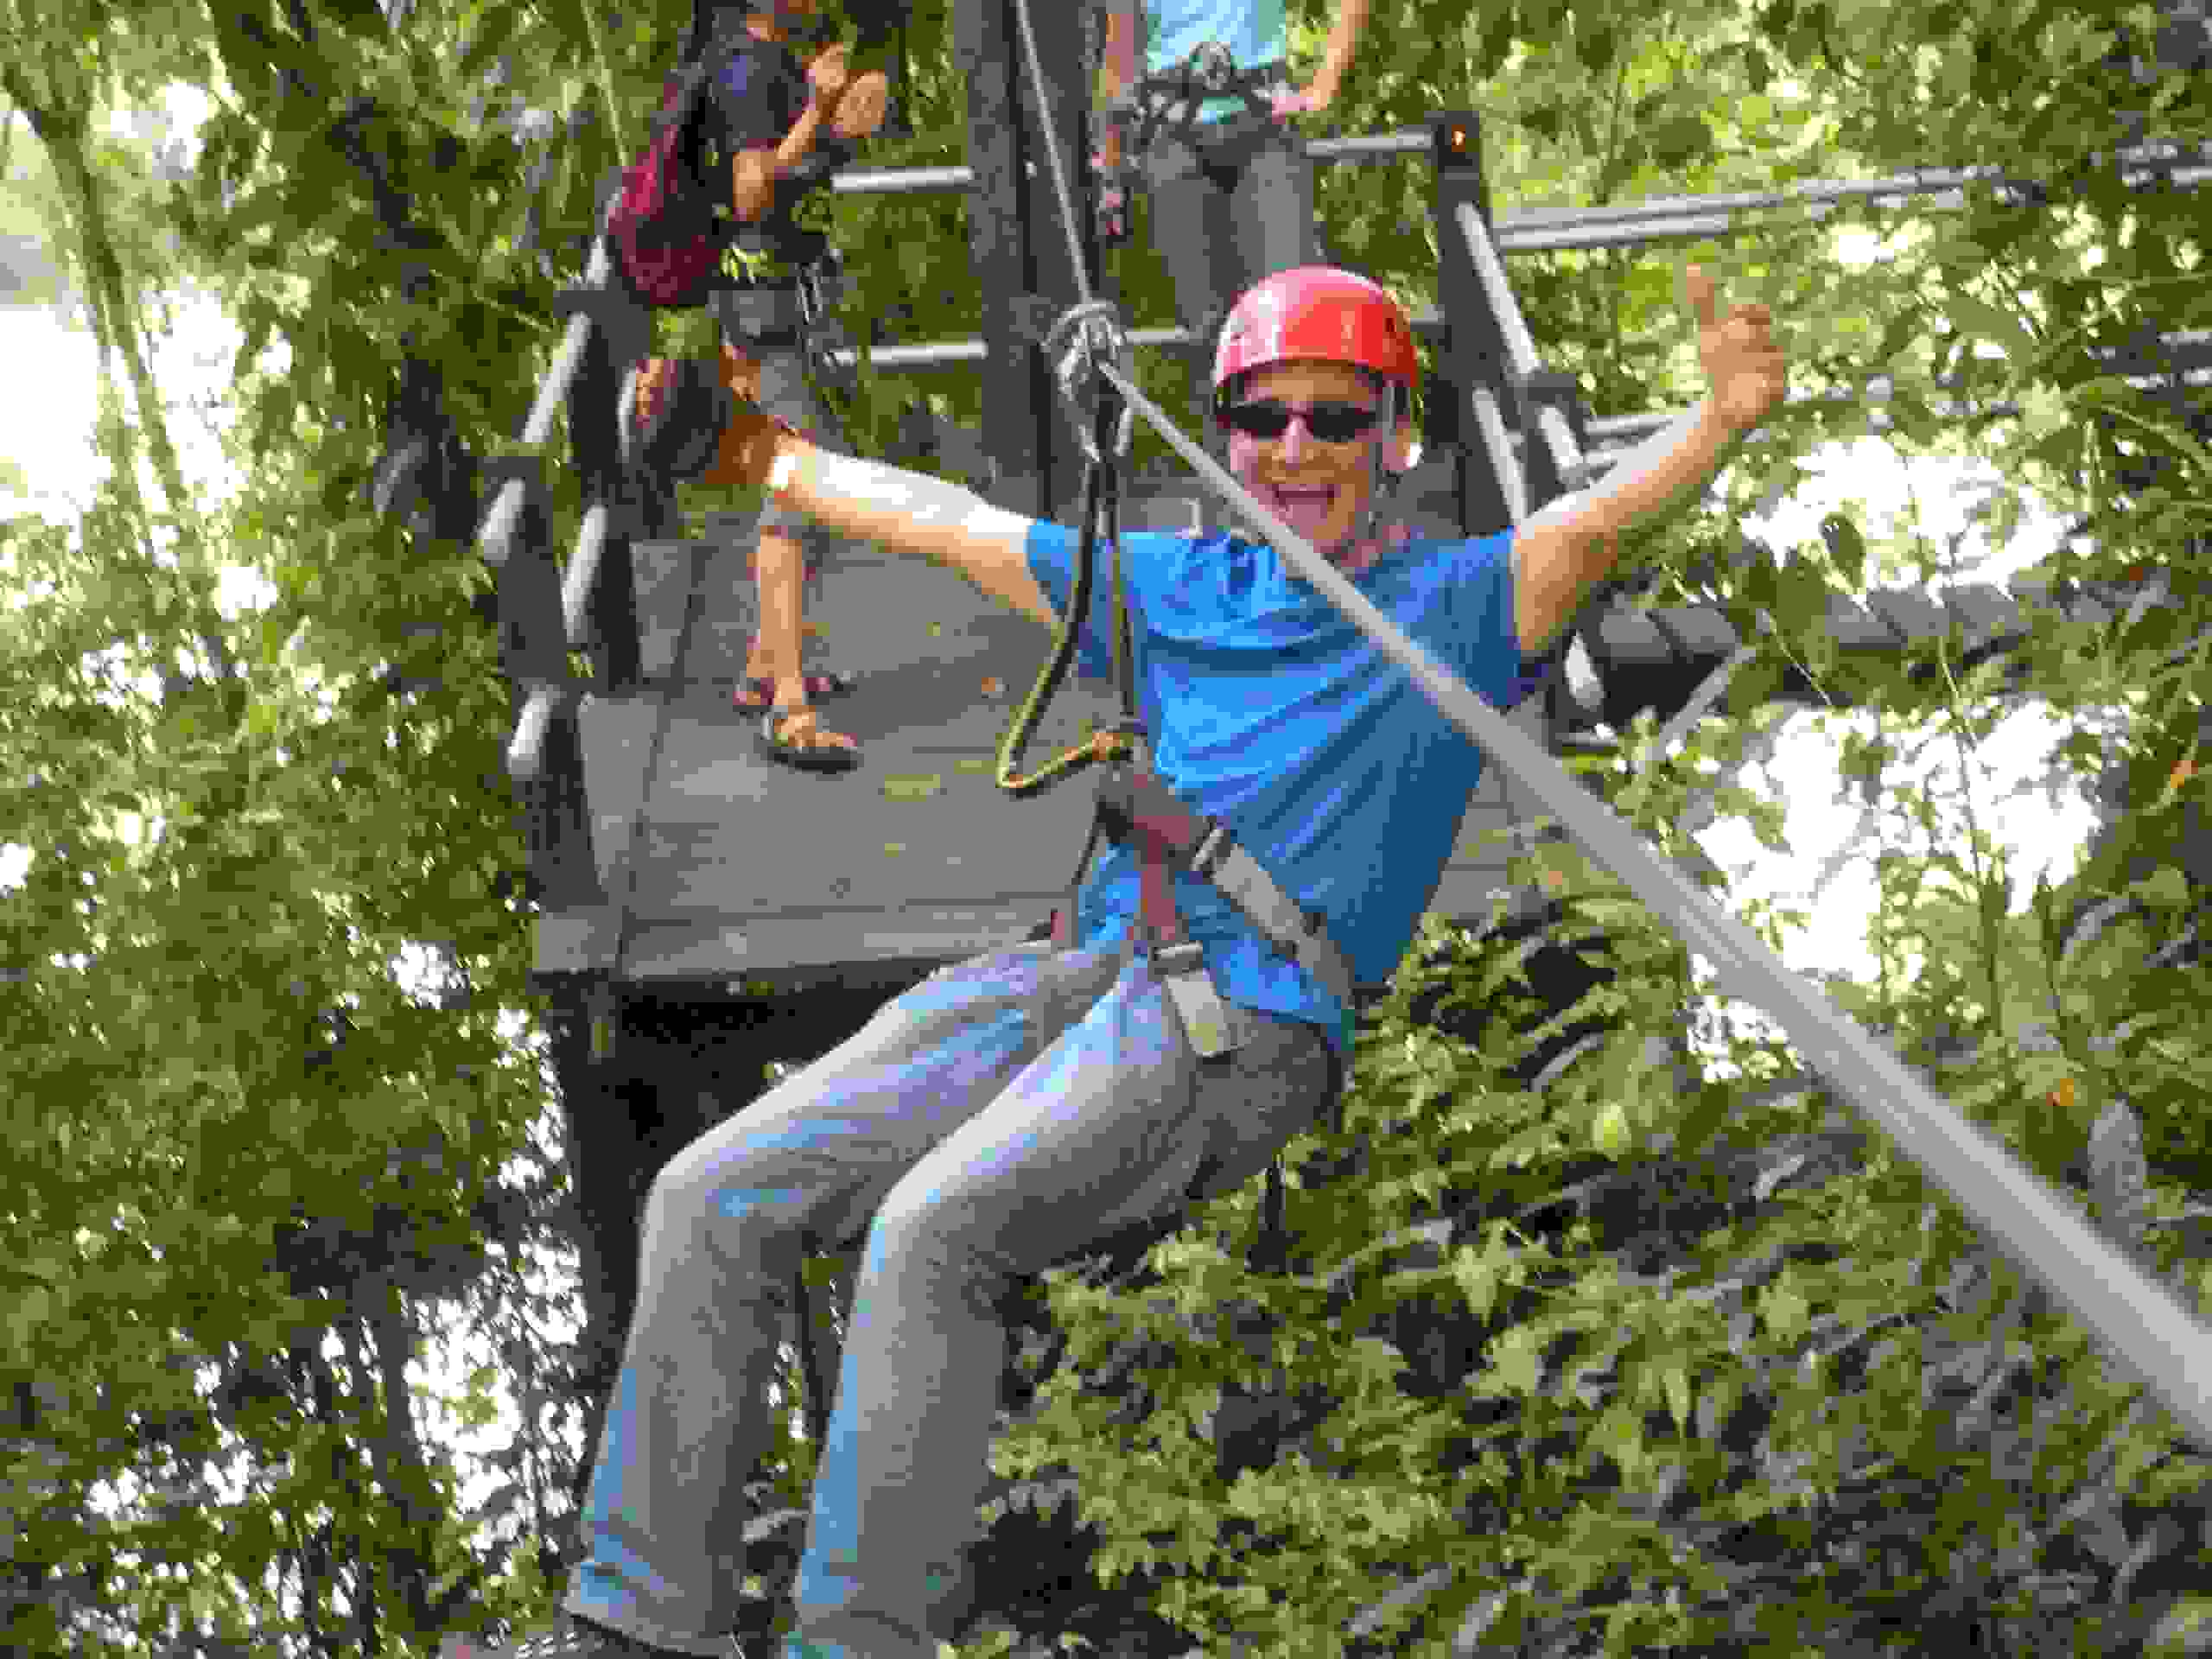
left=536, top=477, right=1541, bottom=990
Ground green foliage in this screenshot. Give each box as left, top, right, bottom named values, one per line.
left=2, top=0, right=2208, bottom=1653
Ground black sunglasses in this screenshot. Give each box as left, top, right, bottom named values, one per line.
left=1222, top=399, right=1383, bottom=443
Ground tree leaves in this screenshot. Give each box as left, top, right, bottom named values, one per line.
left=1, top=0, right=2207, bottom=1654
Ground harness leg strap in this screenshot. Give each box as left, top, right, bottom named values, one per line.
left=1135, top=818, right=1243, bottom=1061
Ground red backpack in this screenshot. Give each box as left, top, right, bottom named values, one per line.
left=607, top=37, right=751, bottom=308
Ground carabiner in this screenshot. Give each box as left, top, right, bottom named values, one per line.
left=1188, top=40, right=1237, bottom=96
left=1042, top=298, right=1136, bottom=467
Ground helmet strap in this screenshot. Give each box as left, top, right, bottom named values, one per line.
left=1355, top=380, right=1402, bottom=546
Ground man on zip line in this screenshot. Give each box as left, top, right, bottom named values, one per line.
left=550, top=261, right=1785, bottom=1659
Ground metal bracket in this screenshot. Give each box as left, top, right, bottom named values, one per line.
left=554, top=286, right=655, bottom=377
left=480, top=453, right=549, bottom=519
left=1513, top=366, right=1590, bottom=460
left=1154, top=940, right=1243, bottom=1060
left=1007, top=291, right=1064, bottom=350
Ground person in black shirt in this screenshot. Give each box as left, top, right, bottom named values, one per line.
left=630, top=0, right=889, bottom=773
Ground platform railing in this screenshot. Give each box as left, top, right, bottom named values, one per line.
left=1454, top=201, right=1590, bottom=495
left=819, top=130, right=2209, bottom=208
left=480, top=218, right=617, bottom=573
left=495, top=206, right=628, bottom=783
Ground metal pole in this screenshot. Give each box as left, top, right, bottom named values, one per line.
left=805, top=137, right=2205, bottom=210
left=1506, top=167, right=2022, bottom=234
left=1467, top=386, right=1525, bottom=525
left=827, top=163, right=981, bottom=195
left=508, top=686, right=559, bottom=780
left=1499, top=214, right=1746, bottom=256
left=1455, top=203, right=1586, bottom=487
left=1305, top=129, right=1432, bottom=162
left=563, top=502, right=610, bottom=647
left=812, top=319, right=2206, bottom=386
left=1007, top=0, right=1096, bottom=310
left=1092, top=353, right=2212, bottom=1449
left=1453, top=202, right=1543, bottom=379
left=1498, top=143, right=2211, bottom=234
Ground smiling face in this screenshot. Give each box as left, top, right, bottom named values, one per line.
left=1222, top=359, right=1412, bottom=564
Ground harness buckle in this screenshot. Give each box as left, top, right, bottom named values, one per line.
left=1190, top=40, right=1237, bottom=95
left=1151, top=939, right=1243, bottom=1060
left=1187, top=822, right=1230, bottom=878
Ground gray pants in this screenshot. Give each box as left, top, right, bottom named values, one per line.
left=564, top=938, right=1342, bottom=1659
left=1139, top=111, right=1323, bottom=427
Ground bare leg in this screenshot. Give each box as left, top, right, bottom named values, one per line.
left=698, top=341, right=856, bottom=757
left=752, top=526, right=855, bottom=757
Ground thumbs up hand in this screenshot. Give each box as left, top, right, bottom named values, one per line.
left=1687, top=264, right=1788, bottom=435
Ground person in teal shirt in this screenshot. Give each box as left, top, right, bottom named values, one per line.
left=1098, top=2, right=1376, bottom=431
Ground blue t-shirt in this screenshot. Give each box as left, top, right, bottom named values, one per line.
left=1024, top=523, right=1523, bottom=1061
left=1142, top=0, right=1288, bottom=124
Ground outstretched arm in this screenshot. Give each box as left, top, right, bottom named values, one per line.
left=706, top=406, right=1058, bottom=629
left=1513, top=266, right=1788, bottom=653
left=1305, top=0, right=1374, bottom=109
left=1514, top=401, right=1735, bottom=653
left=1097, top=6, right=1138, bottom=172
left=1100, top=6, right=1138, bottom=105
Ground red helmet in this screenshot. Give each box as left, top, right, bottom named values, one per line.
left=1210, top=266, right=1421, bottom=423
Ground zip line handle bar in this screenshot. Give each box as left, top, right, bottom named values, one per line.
left=1087, top=353, right=2212, bottom=1452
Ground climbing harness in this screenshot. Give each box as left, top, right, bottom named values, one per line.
left=1093, top=35, right=1298, bottom=246
left=1103, top=37, right=1294, bottom=161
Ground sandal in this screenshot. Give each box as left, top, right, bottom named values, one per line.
left=734, top=669, right=859, bottom=711
left=757, top=705, right=861, bottom=775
